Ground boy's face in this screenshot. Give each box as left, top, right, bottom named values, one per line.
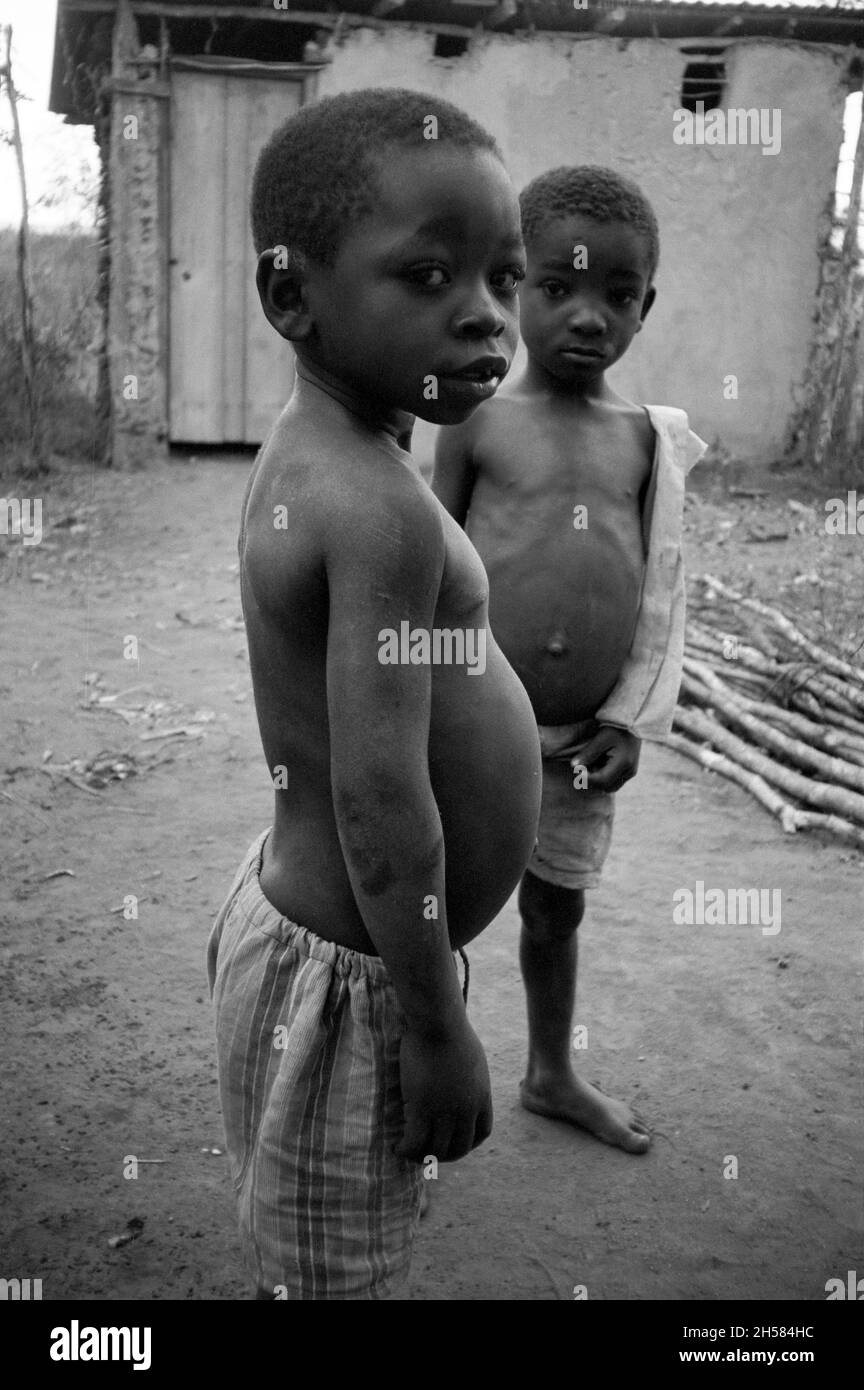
left=518, top=213, right=655, bottom=387
left=299, top=146, right=524, bottom=424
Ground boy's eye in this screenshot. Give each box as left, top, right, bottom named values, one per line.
left=610, top=289, right=638, bottom=306
left=405, top=264, right=450, bottom=289
left=491, top=266, right=525, bottom=294
left=540, top=280, right=568, bottom=300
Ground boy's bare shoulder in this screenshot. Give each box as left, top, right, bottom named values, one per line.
left=484, top=383, right=543, bottom=423
left=458, top=389, right=536, bottom=459
left=605, top=392, right=655, bottom=436
left=243, top=415, right=444, bottom=589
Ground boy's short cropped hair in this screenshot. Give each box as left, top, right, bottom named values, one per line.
left=251, top=87, right=502, bottom=267
left=520, top=165, right=660, bottom=277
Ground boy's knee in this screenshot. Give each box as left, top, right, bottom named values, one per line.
left=519, top=871, right=585, bottom=936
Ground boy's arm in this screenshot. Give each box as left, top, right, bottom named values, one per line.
left=325, top=477, right=491, bottom=1165
left=431, top=417, right=479, bottom=525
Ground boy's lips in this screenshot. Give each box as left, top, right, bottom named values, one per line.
left=560, top=345, right=605, bottom=361
left=437, top=355, right=509, bottom=404
left=438, top=355, right=509, bottom=384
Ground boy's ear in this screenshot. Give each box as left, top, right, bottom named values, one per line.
left=636, top=284, right=656, bottom=331
left=256, top=247, right=314, bottom=342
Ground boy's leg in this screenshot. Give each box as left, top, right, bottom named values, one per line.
left=518, top=868, right=650, bottom=1154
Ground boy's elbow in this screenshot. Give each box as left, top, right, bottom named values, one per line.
left=332, top=759, right=434, bottom=827
left=333, top=777, right=444, bottom=894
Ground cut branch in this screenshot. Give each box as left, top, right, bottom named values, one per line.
left=742, top=698, right=864, bottom=765
left=686, top=620, right=864, bottom=716
left=665, top=731, right=799, bottom=832
left=667, top=733, right=864, bottom=849
left=672, top=705, right=864, bottom=826
left=681, top=660, right=864, bottom=794
left=700, top=574, right=864, bottom=687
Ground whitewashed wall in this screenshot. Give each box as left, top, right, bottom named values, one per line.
left=318, top=29, right=847, bottom=467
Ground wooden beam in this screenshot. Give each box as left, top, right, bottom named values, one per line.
left=58, top=1, right=522, bottom=42
left=594, top=5, right=627, bottom=36
left=55, top=0, right=864, bottom=39
left=106, top=74, right=169, bottom=96
left=710, top=14, right=745, bottom=39
left=60, top=1, right=345, bottom=21
left=55, top=2, right=649, bottom=46
left=111, top=0, right=138, bottom=71
left=486, top=0, right=516, bottom=30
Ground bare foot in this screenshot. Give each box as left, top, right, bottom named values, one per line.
left=520, top=1073, right=651, bottom=1154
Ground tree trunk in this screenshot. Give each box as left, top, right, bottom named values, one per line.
left=1, top=24, right=42, bottom=474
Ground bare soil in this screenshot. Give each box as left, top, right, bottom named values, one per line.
left=0, top=456, right=860, bottom=1300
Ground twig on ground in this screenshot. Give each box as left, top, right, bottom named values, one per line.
left=0, top=787, right=51, bottom=829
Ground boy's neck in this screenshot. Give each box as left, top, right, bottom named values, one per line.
left=294, top=359, right=414, bottom=451
left=521, top=357, right=611, bottom=404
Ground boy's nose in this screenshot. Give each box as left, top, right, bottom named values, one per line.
left=567, top=304, right=605, bottom=334
left=452, top=292, right=507, bottom=338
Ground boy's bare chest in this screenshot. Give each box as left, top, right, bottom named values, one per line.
left=436, top=504, right=491, bottom=620
left=469, top=407, right=653, bottom=540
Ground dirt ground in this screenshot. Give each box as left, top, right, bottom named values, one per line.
left=0, top=455, right=860, bottom=1301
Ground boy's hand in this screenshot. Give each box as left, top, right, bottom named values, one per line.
left=395, top=1018, right=493, bottom=1165
left=571, top=725, right=641, bottom=793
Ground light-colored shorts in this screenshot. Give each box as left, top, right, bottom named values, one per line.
left=206, top=829, right=424, bottom=1300
left=528, top=721, right=616, bottom=891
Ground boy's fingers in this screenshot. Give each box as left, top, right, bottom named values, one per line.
left=568, top=735, right=606, bottom=766
left=443, top=1123, right=474, bottom=1163
left=557, top=742, right=585, bottom=760
left=429, top=1117, right=457, bottom=1164
left=587, top=762, right=617, bottom=790
left=395, top=1112, right=430, bottom=1162
left=399, top=1105, right=490, bottom=1162
left=587, top=744, right=639, bottom=791
left=472, top=1102, right=493, bottom=1151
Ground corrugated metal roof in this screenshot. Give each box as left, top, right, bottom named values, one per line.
left=51, top=0, right=864, bottom=125
left=55, top=0, right=864, bottom=11
left=616, top=2, right=863, bottom=9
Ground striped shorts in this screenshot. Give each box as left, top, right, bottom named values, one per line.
left=206, top=829, right=424, bottom=1300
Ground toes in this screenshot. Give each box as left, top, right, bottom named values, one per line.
left=617, top=1123, right=651, bottom=1152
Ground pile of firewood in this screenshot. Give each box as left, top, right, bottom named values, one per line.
left=669, top=574, right=864, bottom=849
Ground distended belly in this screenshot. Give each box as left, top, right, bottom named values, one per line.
left=428, top=647, right=541, bottom=946
left=483, top=549, right=643, bottom=726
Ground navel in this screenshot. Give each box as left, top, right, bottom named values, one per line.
left=546, top=633, right=568, bottom=656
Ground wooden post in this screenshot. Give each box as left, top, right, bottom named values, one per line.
left=840, top=82, right=864, bottom=279
left=817, top=75, right=864, bottom=474
left=0, top=24, right=42, bottom=474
